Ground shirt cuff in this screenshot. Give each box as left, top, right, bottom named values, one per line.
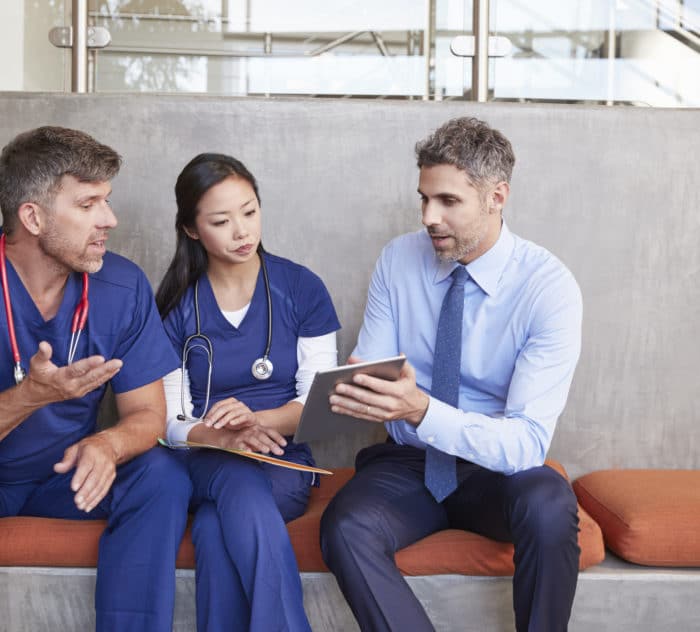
left=166, top=418, right=203, bottom=446
left=416, top=397, right=457, bottom=447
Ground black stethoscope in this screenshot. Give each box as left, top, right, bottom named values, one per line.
left=0, top=233, right=89, bottom=384
left=178, top=252, right=274, bottom=422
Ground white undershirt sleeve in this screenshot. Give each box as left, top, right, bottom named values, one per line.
left=294, top=336, right=336, bottom=488
left=164, top=331, right=338, bottom=444
left=164, top=367, right=202, bottom=445
left=293, top=332, right=338, bottom=404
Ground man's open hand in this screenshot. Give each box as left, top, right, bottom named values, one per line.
left=25, top=341, right=122, bottom=406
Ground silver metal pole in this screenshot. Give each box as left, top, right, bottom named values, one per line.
left=472, top=0, right=489, bottom=102
left=72, top=0, right=88, bottom=92
left=370, top=31, right=389, bottom=57
left=423, top=0, right=434, bottom=100
left=88, top=49, right=95, bottom=93
left=606, top=4, right=616, bottom=106
left=674, top=0, right=683, bottom=30
left=308, top=31, right=365, bottom=56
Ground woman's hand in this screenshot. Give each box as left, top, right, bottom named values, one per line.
left=203, top=397, right=257, bottom=429
left=215, top=424, right=287, bottom=456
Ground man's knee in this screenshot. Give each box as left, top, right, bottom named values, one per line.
left=320, top=494, right=352, bottom=568
left=118, top=448, right=192, bottom=506
left=508, top=467, right=579, bottom=544
left=321, top=485, right=387, bottom=567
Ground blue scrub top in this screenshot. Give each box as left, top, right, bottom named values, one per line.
left=0, top=251, right=179, bottom=484
left=163, top=252, right=340, bottom=439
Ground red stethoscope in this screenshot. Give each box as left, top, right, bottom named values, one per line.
left=0, top=233, right=89, bottom=384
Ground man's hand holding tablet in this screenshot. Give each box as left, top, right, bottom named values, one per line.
left=294, top=355, right=418, bottom=443
left=329, top=355, right=430, bottom=427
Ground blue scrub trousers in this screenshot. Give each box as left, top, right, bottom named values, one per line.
left=181, top=448, right=314, bottom=632
left=320, top=442, right=580, bottom=632
left=0, top=448, right=192, bottom=632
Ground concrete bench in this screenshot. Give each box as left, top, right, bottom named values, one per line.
left=1, top=463, right=605, bottom=630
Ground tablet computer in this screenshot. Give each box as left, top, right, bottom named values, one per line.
left=293, top=355, right=406, bottom=443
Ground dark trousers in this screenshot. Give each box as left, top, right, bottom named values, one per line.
left=320, top=442, right=580, bottom=632
left=0, top=448, right=192, bottom=632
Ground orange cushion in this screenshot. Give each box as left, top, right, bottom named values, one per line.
left=0, top=462, right=604, bottom=574
left=0, top=517, right=104, bottom=568
left=573, top=469, right=700, bottom=567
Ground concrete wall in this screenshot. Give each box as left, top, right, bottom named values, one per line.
left=0, top=93, right=698, bottom=477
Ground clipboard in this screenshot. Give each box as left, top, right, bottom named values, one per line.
left=293, top=355, right=406, bottom=443
left=157, top=437, right=333, bottom=475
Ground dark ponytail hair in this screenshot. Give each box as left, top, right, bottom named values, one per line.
left=156, top=153, right=262, bottom=318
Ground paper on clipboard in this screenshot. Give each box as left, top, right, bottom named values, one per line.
left=157, top=437, right=333, bottom=475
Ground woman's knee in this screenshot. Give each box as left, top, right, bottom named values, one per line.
left=191, top=502, right=222, bottom=550
left=188, top=460, right=289, bottom=535
left=190, top=454, right=271, bottom=502
left=270, top=472, right=312, bottom=523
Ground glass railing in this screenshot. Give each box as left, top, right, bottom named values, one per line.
left=490, top=0, right=700, bottom=106
left=88, top=0, right=434, bottom=97
left=0, top=0, right=69, bottom=92
left=1, top=0, right=698, bottom=106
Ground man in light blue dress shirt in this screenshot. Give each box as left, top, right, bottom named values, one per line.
left=321, top=117, right=583, bottom=631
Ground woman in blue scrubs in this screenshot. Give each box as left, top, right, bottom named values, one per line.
left=156, top=153, right=340, bottom=632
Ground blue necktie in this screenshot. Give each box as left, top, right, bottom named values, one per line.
left=424, top=266, right=468, bottom=502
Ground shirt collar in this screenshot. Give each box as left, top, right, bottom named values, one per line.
left=432, top=221, right=515, bottom=296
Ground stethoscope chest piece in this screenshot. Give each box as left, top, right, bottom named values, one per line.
left=252, top=356, right=273, bottom=380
